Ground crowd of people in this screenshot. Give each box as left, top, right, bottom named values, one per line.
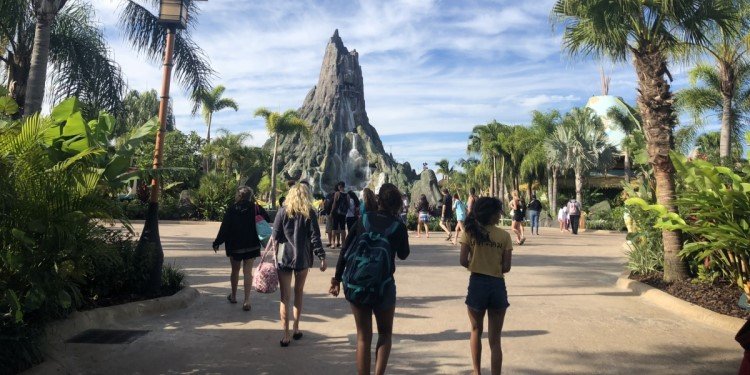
left=211, top=181, right=588, bottom=374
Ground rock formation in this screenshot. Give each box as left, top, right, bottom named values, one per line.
left=273, top=30, right=417, bottom=194
left=409, top=169, right=444, bottom=213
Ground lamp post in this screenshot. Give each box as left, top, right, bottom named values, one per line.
left=138, top=0, right=203, bottom=294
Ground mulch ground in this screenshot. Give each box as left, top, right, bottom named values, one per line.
left=632, top=272, right=750, bottom=320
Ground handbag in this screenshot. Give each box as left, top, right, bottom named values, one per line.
left=253, top=240, right=278, bottom=294
left=255, top=204, right=272, bottom=246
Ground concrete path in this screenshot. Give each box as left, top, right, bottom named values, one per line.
left=43, top=223, right=741, bottom=374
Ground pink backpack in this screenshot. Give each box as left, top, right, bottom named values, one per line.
left=253, top=240, right=278, bottom=294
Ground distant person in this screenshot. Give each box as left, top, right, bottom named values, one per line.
left=400, top=193, right=409, bottom=224
left=329, top=183, right=410, bottom=375
left=557, top=205, right=569, bottom=233
left=459, top=197, right=513, bottom=375
left=361, top=187, right=378, bottom=215
left=440, top=188, right=454, bottom=241
left=322, top=187, right=337, bottom=247
left=509, top=191, right=525, bottom=245
left=415, top=194, right=431, bottom=238
left=567, top=198, right=582, bottom=235
left=330, top=182, right=349, bottom=248
left=272, top=183, right=327, bottom=347
left=466, top=187, right=478, bottom=214
left=452, top=193, right=467, bottom=246
left=527, top=194, right=542, bottom=235
left=212, top=186, right=269, bottom=311
left=346, top=190, right=361, bottom=231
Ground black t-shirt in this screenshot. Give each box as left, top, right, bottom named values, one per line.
left=334, top=211, right=410, bottom=282
left=442, top=194, right=453, bottom=218
left=528, top=199, right=542, bottom=211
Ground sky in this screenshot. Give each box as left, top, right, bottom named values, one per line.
left=90, top=0, right=715, bottom=170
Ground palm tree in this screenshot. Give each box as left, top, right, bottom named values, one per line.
left=468, top=121, right=509, bottom=198
left=211, top=129, right=252, bottom=174
left=553, top=0, right=739, bottom=282
left=119, top=0, right=214, bottom=95
left=545, top=125, right=570, bottom=213
left=434, top=159, right=454, bottom=181
left=527, top=109, right=561, bottom=206
left=114, top=89, right=174, bottom=138
left=254, top=108, right=311, bottom=209
left=23, top=0, right=68, bottom=115
left=548, top=108, right=616, bottom=204
left=676, top=62, right=750, bottom=164
left=190, top=85, right=238, bottom=171
left=694, top=131, right=722, bottom=162
left=1, top=1, right=125, bottom=115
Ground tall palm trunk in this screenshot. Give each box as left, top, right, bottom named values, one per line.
left=204, top=112, right=213, bottom=172
left=499, top=158, right=505, bottom=200
left=491, top=156, right=497, bottom=198
left=574, top=166, right=583, bottom=204
left=24, top=12, right=56, bottom=115
left=547, top=166, right=553, bottom=217
left=270, top=134, right=279, bottom=209
left=623, top=151, right=631, bottom=183
left=718, top=61, right=734, bottom=165
left=633, top=47, right=688, bottom=281
left=551, top=166, right=558, bottom=216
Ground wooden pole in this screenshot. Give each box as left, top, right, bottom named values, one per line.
left=149, top=27, right=176, bottom=203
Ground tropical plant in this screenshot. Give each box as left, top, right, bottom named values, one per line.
left=434, top=159, right=454, bottom=181
left=210, top=129, right=252, bottom=174
left=627, top=152, right=750, bottom=296
left=0, top=1, right=125, bottom=115
left=553, top=0, right=739, bottom=281
left=115, top=89, right=174, bottom=138
left=190, top=85, right=238, bottom=171
left=195, top=171, right=238, bottom=220
left=135, top=129, right=204, bottom=191
left=676, top=62, right=750, bottom=164
left=254, top=108, right=311, bottom=208
left=119, top=0, right=213, bottom=95
left=524, top=110, right=561, bottom=205
left=468, top=121, right=510, bottom=199
left=546, top=107, right=616, bottom=205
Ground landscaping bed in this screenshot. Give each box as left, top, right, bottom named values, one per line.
left=632, top=272, right=750, bottom=320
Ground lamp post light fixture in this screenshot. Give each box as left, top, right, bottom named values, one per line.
left=139, top=0, right=206, bottom=294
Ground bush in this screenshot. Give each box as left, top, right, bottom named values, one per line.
left=161, top=264, right=186, bottom=296
left=624, top=206, right=664, bottom=275
left=195, top=172, right=238, bottom=220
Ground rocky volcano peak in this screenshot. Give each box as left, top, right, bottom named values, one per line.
left=274, top=31, right=416, bottom=194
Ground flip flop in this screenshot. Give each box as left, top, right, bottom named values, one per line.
left=520, top=237, right=526, bottom=245
left=227, top=294, right=237, bottom=304
left=293, top=332, right=303, bottom=340
left=280, top=339, right=290, bottom=347
left=242, top=303, right=251, bottom=311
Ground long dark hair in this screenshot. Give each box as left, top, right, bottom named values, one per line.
left=362, top=188, right=378, bottom=212
left=464, top=197, right=503, bottom=243
left=378, top=183, right=403, bottom=216
left=417, top=194, right=429, bottom=212
left=347, top=190, right=360, bottom=209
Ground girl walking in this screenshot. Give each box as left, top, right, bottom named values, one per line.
left=329, top=183, right=410, bottom=375
left=459, top=197, right=513, bottom=375
left=509, top=191, right=525, bottom=245
left=415, top=194, right=431, bottom=238
left=212, top=187, right=269, bottom=311
left=272, top=183, right=327, bottom=347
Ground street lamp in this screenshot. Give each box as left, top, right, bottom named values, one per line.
left=139, top=0, right=205, bottom=294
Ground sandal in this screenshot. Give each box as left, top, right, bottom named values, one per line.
left=242, top=303, right=251, bottom=312
left=293, top=332, right=303, bottom=340
left=227, top=294, right=237, bottom=304
left=520, top=237, right=526, bottom=245
left=280, top=339, right=290, bottom=347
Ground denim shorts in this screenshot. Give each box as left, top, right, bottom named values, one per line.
left=465, top=273, right=509, bottom=311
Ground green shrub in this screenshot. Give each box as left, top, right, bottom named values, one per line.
left=195, top=172, right=238, bottom=220
left=161, top=264, right=186, bottom=296
left=624, top=206, right=664, bottom=275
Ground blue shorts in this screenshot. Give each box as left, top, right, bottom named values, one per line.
left=465, top=273, right=509, bottom=311
left=418, top=213, right=430, bottom=222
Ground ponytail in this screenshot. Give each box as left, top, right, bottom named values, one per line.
left=464, top=197, right=503, bottom=243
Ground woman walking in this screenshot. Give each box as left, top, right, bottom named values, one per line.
left=452, top=193, right=467, bottom=245
left=330, top=183, right=410, bottom=375
left=459, top=197, right=513, bottom=375
left=346, top=190, right=361, bottom=231
left=212, top=186, right=269, bottom=311
left=272, top=183, right=327, bottom=347
left=415, top=194, right=431, bottom=238
left=509, top=191, right=525, bottom=245
left=466, top=187, right=478, bottom=214
left=527, top=194, right=542, bottom=235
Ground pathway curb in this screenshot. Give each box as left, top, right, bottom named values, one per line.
left=45, top=286, right=200, bottom=344
left=615, top=270, right=745, bottom=333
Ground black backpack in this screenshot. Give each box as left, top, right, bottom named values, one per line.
left=335, top=192, right=349, bottom=216
left=343, top=213, right=399, bottom=306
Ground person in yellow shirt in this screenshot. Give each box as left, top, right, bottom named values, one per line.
left=459, top=197, right=513, bottom=375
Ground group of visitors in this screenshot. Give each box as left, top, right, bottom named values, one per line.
left=556, top=198, right=583, bottom=235
left=211, top=182, right=514, bottom=374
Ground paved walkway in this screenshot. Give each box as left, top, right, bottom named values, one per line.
left=41, top=223, right=740, bottom=374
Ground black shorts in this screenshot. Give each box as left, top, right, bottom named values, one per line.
left=227, top=248, right=260, bottom=262
left=348, top=282, right=397, bottom=312
left=465, top=273, right=509, bottom=311
left=332, top=214, right=346, bottom=231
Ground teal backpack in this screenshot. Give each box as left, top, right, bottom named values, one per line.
left=342, top=213, right=399, bottom=306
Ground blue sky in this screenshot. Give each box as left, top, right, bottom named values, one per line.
left=92, top=0, right=720, bottom=170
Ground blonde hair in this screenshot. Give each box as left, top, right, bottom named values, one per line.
left=511, top=190, right=519, bottom=199
left=284, top=184, right=312, bottom=219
